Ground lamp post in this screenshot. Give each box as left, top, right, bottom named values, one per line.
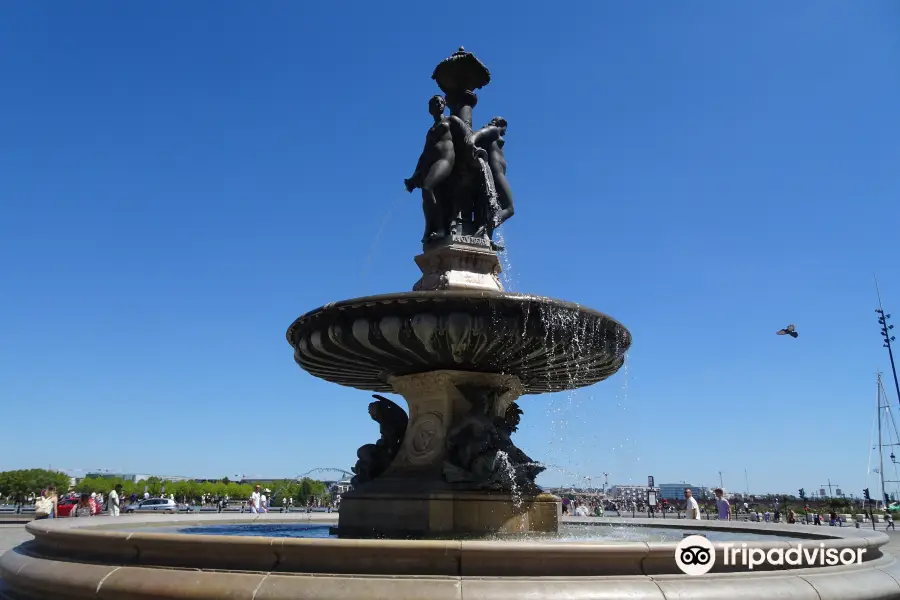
left=875, top=276, right=900, bottom=410
left=821, top=480, right=839, bottom=498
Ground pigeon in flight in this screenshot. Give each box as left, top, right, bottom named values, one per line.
left=776, top=324, right=798, bottom=338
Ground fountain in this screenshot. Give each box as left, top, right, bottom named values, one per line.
left=3, top=48, right=900, bottom=600
left=285, top=46, right=629, bottom=538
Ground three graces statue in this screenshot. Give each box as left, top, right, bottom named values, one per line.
left=405, top=48, right=514, bottom=248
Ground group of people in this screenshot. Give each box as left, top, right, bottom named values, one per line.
left=33, top=485, right=59, bottom=519
left=561, top=488, right=731, bottom=520
left=29, top=484, right=340, bottom=518
left=33, top=483, right=124, bottom=519
left=248, top=484, right=269, bottom=513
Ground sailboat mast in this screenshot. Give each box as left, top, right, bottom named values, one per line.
left=878, top=373, right=887, bottom=507
left=875, top=275, right=900, bottom=411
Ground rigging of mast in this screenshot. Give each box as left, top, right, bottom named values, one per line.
left=874, top=275, right=900, bottom=411
left=873, top=373, right=900, bottom=507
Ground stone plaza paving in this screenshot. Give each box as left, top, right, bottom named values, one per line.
left=0, top=525, right=33, bottom=556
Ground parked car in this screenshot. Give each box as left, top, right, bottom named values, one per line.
left=56, top=497, right=102, bottom=517
left=124, top=498, right=178, bottom=514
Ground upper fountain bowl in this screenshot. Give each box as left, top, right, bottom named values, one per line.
left=286, top=290, right=630, bottom=394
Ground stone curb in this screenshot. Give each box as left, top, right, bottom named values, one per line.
left=2, top=514, right=899, bottom=599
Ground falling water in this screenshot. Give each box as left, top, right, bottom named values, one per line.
left=479, top=168, right=516, bottom=292
left=519, top=299, right=633, bottom=495
left=495, top=451, right=523, bottom=509
left=538, top=301, right=591, bottom=467
left=494, top=227, right=516, bottom=291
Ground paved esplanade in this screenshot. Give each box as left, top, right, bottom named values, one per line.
left=0, top=525, right=32, bottom=556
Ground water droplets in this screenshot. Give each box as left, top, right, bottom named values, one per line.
left=495, top=451, right=523, bottom=509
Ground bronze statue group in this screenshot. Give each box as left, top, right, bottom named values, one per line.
left=405, top=95, right=514, bottom=246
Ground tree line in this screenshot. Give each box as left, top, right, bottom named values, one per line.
left=0, top=469, right=71, bottom=503
left=0, top=469, right=330, bottom=506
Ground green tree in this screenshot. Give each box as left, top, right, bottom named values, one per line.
left=0, top=469, right=70, bottom=503
left=295, top=478, right=327, bottom=505
left=145, top=476, right=163, bottom=496
left=166, top=481, right=187, bottom=501
left=182, top=480, right=200, bottom=503
left=212, top=482, right=228, bottom=500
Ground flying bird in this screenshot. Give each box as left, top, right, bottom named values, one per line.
left=776, top=324, right=798, bottom=338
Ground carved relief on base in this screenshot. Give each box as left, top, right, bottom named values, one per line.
left=404, top=411, right=445, bottom=466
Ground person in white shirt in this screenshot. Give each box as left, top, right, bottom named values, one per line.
left=684, top=488, right=700, bottom=520
left=109, top=484, right=122, bottom=517
left=260, top=493, right=268, bottom=513
left=249, top=485, right=261, bottom=514
left=144, top=491, right=150, bottom=500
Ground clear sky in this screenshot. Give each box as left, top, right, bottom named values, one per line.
left=1, top=1, right=898, bottom=497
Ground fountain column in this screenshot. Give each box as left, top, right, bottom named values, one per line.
left=385, top=371, right=521, bottom=478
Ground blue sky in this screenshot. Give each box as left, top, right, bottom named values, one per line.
left=1, top=1, right=898, bottom=497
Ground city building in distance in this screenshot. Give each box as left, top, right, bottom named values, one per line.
left=608, top=484, right=660, bottom=503
left=658, top=483, right=714, bottom=500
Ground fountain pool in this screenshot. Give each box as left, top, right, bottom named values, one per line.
left=164, top=522, right=808, bottom=543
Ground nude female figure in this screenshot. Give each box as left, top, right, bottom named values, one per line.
left=404, top=95, right=469, bottom=243
left=471, top=117, right=514, bottom=235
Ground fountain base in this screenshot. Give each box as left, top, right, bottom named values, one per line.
left=344, top=370, right=557, bottom=537
left=338, top=490, right=560, bottom=538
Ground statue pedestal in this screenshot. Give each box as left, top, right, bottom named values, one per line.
left=338, top=370, right=560, bottom=538
left=338, top=490, right=560, bottom=538
left=413, top=240, right=503, bottom=292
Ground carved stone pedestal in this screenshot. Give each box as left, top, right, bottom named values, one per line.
left=413, top=239, right=503, bottom=292
left=338, top=370, right=561, bottom=538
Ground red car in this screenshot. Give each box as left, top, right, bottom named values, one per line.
left=55, top=496, right=102, bottom=517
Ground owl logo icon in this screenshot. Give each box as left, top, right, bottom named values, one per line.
left=675, top=535, right=715, bottom=575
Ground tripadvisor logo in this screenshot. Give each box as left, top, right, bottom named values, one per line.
left=675, top=535, right=866, bottom=576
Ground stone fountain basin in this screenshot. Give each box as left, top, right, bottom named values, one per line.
left=3, top=514, right=900, bottom=600
left=286, top=290, right=631, bottom=394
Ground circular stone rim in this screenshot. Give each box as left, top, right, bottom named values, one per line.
left=8, top=514, right=891, bottom=578
left=286, top=291, right=628, bottom=335
left=5, top=515, right=898, bottom=600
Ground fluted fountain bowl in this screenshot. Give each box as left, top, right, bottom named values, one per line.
left=286, top=290, right=631, bottom=394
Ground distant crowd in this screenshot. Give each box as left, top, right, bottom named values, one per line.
left=563, top=487, right=730, bottom=520
left=28, top=483, right=340, bottom=518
